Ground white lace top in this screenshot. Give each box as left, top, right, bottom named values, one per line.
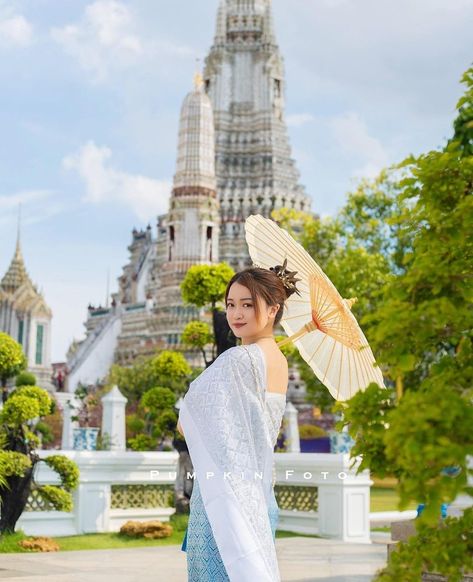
left=264, top=392, right=286, bottom=447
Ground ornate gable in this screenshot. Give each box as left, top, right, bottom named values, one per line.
left=10, top=280, right=52, bottom=318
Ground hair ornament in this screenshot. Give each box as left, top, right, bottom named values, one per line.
left=251, top=258, right=302, bottom=297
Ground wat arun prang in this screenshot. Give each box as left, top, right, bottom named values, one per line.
left=66, top=0, right=314, bottom=390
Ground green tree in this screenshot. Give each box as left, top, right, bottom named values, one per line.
left=181, top=321, right=214, bottom=366
left=108, top=350, right=192, bottom=403
left=450, top=66, right=473, bottom=155
left=127, top=387, right=177, bottom=451
left=335, top=65, right=473, bottom=580
left=147, top=351, right=192, bottom=395
left=0, top=333, right=26, bottom=404
left=15, top=371, right=36, bottom=387
left=337, top=170, right=410, bottom=272
left=181, top=263, right=234, bottom=309
left=0, top=386, right=79, bottom=533
left=181, top=263, right=235, bottom=361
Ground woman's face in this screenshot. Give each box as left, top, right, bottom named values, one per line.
left=225, top=282, right=279, bottom=341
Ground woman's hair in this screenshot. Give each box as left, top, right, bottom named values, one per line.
left=224, top=266, right=299, bottom=328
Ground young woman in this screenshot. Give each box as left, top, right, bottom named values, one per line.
left=178, top=265, right=299, bottom=581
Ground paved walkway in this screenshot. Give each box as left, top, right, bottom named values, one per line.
left=0, top=537, right=388, bottom=582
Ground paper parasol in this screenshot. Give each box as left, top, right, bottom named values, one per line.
left=245, top=214, right=385, bottom=401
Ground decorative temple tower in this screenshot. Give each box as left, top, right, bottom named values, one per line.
left=152, top=73, right=220, bottom=346
left=0, top=234, right=53, bottom=391
left=204, top=0, right=312, bottom=270
left=66, top=0, right=314, bottom=388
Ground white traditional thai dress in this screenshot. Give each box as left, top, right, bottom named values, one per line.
left=179, top=342, right=286, bottom=581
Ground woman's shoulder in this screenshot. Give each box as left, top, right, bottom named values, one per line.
left=219, top=345, right=247, bottom=362
left=215, top=345, right=257, bottom=369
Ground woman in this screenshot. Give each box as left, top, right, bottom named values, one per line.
left=178, top=264, right=300, bottom=581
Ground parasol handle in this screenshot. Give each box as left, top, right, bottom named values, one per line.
left=276, top=321, right=318, bottom=348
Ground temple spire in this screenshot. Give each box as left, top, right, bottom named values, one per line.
left=16, top=204, right=22, bottom=255
left=0, top=237, right=30, bottom=293
left=226, top=0, right=269, bottom=13
left=173, top=72, right=216, bottom=192
left=215, top=1, right=227, bottom=44
left=204, top=0, right=311, bottom=271
left=1, top=215, right=30, bottom=295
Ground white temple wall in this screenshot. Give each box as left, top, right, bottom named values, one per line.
left=67, top=315, right=122, bottom=392
left=234, top=51, right=253, bottom=103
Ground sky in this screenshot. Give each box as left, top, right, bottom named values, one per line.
left=0, top=0, right=472, bottom=362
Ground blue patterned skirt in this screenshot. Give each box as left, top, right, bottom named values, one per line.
left=181, top=478, right=279, bottom=581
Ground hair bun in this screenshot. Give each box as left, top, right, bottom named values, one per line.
left=268, top=258, right=302, bottom=299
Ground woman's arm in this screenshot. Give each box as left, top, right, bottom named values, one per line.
left=177, top=420, right=184, bottom=436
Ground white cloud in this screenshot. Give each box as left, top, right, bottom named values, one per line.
left=0, top=190, right=62, bottom=227
left=51, top=0, right=143, bottom=82
left=0, top=13, right=32, bottom=47
left=63, top=141, right=171, bottom=222
left=286, top=113, right=316, bottom=127
left=0, top=189, right=53, bottom=210
left=50, top=0, right=193, bottom=83
left=330, top=112, right=389, bottom=179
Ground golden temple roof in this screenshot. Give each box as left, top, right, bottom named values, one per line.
left=1, top=237, right=31, bottom=294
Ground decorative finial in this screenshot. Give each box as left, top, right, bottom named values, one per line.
left=16, top=203, right=22, bottom=256
left=194, top=57, right=203, bottom=90
left=194, top=71, right=204, bottom=90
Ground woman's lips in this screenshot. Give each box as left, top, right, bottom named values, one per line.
left=233, top=323, right=246, bottom=328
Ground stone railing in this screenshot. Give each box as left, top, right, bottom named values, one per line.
left=16, top=450, right=372, bottom=543
left=17, top=450, right=177, bottom=537
left=274, top=452, right=372, bottom=543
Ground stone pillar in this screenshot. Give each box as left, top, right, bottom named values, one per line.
left=55, top=392, right=79, bottom=450
left=317, top=454, right=372, bottom=543
left=101, top=385, right=128, bottom=451
left=285, top=401, right=300, bottom=453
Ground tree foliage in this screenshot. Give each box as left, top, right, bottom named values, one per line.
left=0, top=333, right=26, bottom=403
left=126, top=387, right=177, bottom=451
left=450, top=66, right=473, bottom=155
left=0, top=382, right=79, bottom=533
left=181, top=263, right=235, bottom=308
left=335, top=66, right=473, bottom=581
left=374, top=507, right=473, bottom=582
left=15, top=372, right=36, bottom=387
left=181, top=321, right=214, bottom=366
left=108, top=349, right=192, bottom=403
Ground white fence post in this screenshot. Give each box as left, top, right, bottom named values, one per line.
left=274, top=452, right=372, bottom=543
left=55, top=392, right=79, bottom=450
left=284, top=402, right=300, bottom=453
left=317, top=454, right=372, bottom=543
left=101, top=385, right=128, bottom=451
left=75, top=482, right=111, bottom=533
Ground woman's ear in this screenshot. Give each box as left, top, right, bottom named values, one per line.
left=270, top=303, right=280, bottom=318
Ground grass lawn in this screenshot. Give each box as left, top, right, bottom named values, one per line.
left=0, top=531, right=32, bottom=553
left=0, top=513, right=318, bottom=553
left=1, top=483, right=411, bottom=553
left=0, top=530, right=185, bottom=553
left=370, top=487, right=418, bottom=513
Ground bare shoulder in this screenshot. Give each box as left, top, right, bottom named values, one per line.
left=258, top=342, right=288, bottom=394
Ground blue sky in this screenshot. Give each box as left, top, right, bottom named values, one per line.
left=0, top=0, right=472, bottom=362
